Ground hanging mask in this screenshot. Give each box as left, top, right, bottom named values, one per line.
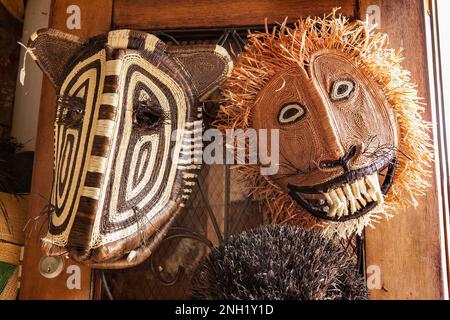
left=215, top=11, right=432, bottom=238
left=28, top=29, right=232, bottom=268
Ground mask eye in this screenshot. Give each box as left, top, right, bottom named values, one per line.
left=134, top=93, right=166, bottom=132
left=277, top=103, right=307, bottom=125
left=330, top=79, right=355, bottom=101
left=57, top=95, right=85, bottom=128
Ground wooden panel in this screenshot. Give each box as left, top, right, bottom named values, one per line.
left=360, top=0, right=446, bottom=299
left=19, top=0, right=112, bottom=300
left=0, top=4, right=22, bottom=139
left=113, top=0, right=357, bottom=30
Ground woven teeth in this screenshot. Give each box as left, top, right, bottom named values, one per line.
left=322, top=172, right=383, bottom=218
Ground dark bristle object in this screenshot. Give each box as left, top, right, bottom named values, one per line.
left=191, top=224, right=368, bottom=300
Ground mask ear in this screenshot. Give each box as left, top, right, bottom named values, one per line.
left=28, top=28, right=87, bottom=88
left=167, top=44, right=233, bottom=100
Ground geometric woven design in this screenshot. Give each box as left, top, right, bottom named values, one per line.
left=28, top=29, right=232, bottom=268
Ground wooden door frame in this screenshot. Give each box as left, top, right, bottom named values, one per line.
left=358, top=0, right=447, bottom=299
left=427, top=0, right=450, bottom=298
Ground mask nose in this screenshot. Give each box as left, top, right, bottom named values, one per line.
left=319, top=145, right=357, bottom=172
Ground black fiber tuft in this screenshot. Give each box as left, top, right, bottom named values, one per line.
left=133, top=98, right=168, bottom=132
left=191, top=224, right=368, bottom=300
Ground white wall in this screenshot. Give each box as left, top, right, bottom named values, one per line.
left=10, top=0, right=51, bottom=151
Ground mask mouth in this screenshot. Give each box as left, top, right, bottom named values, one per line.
left=288, top=157, right=397, bottom=222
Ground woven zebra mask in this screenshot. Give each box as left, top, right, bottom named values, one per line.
left=28, top=29, right=232, bottom=268
left=215, top=12, right=432, bottom=238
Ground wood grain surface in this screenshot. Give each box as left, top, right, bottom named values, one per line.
left=112, top=0, right=356, bottom=30
left=19, top=0, right=112, bottom=300
left=360, top=0, right=446, bottom=299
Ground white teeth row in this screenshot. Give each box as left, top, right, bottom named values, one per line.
left=321, top=172, right=383, bottom=219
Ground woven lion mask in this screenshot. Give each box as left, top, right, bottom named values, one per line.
left=216, top=12, right=432, bottom=238
left=28, top=29, right=232, bottom=268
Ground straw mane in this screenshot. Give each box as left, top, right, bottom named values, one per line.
left=214, top=10, right=433, bottom=238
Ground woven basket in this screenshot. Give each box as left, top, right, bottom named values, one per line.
left=0, top=192, right=27, bottom=300
left=0, top=265, right=18, bottom=300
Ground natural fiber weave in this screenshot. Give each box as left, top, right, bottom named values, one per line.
left=0, top=261, right=15, bottom=294
left=28, top=29, right=232, bottom=268
left=0, top=193, right=26, bottom=300
left=0, top=267, right=18, bottom=300
left=214, top=9, right=432, bottom=238
left=0, top=193, right=26, bottom=244
left=0, top=243, right=21, bottom=265
left=191, top=224, right=368, bottom=300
